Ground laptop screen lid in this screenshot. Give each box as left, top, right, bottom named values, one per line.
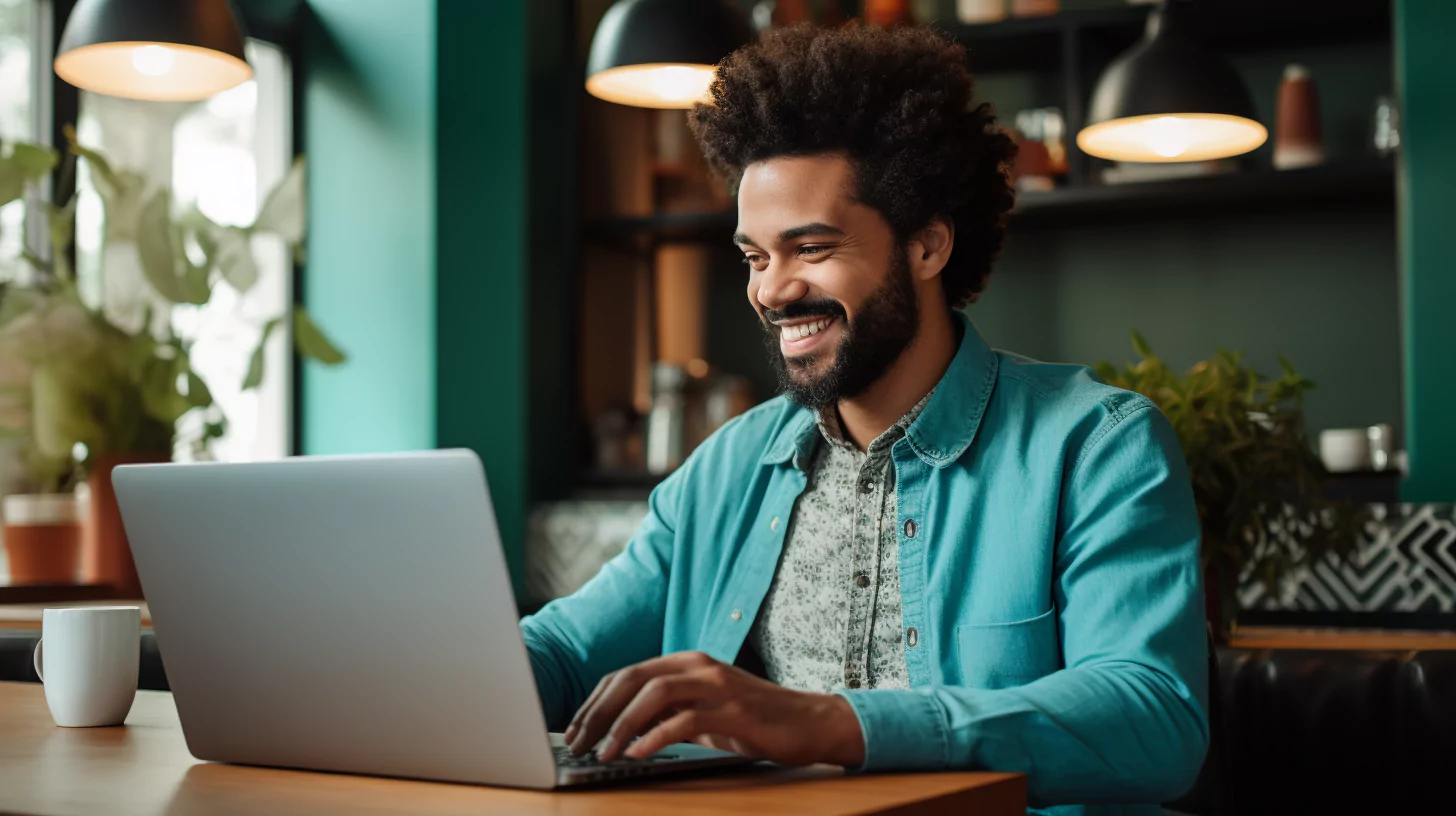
left=114, top=450, right=558, bottom=788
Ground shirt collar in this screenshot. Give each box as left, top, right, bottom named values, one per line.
left=816, top=386, right=934, bottom=455
left=760, top=312, right=999, bottom=470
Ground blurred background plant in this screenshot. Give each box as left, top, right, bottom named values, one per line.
left=1096, top=332, right=1365, bottom=636
left=0, top=127, right=343, bottom=493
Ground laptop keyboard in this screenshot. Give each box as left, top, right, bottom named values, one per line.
left=553, top=744, right=679, bottom=768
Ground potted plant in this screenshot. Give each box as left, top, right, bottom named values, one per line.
left=1095, top=332, right=1363, bottom=639
left=0, top=373, right=83, bottom=585
left=0, top=130, right=345, bottom=595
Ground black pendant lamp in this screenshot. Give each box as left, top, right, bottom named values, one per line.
left=1077, top=1, right=1265, bottom=163
left=55, top=0, right=252, bottom=102
left=586, top=0, right=754, bottom=109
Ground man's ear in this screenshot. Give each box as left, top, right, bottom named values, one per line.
left=907, top=216, right=954, bottom=282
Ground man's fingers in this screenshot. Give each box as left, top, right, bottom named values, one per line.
left=624, top=707, right=734, bottom=760
left=565, top=672, right=614, bottom=744
left=568, top=652, right=716, bottom=756
left=597, top=673, right=724, bottom=761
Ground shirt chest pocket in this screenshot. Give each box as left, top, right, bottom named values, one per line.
left=955, top=607, right=1061, bottom=690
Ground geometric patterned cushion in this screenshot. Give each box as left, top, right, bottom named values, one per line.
left=525, top=500, right=648, bottom=604
left=1239, top=503, right=1456, bottom=613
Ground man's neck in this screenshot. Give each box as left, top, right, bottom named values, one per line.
left=834, top=309, right=959, bottom=451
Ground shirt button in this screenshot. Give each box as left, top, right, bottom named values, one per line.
left=730, top=608, right=742, bottom=621
left=860, top=479, right=874, bottom=494
left=847, top=678, right=862, bottom=689
left=855, top=574, right=869, bottom=588
left=770, top=516, right=780, bottom=531
left=906, top=627, right=919, bottom=648
left=903, top=518, right=918, bottom=538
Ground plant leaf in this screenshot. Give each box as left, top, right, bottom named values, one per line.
left=242, top=317, right=281, bottom=390
left=1130, top=329, right=1153, bottom=360
left=136, top=191, right=186, bottom=301
left=0, top=160, right=24, bottom=207
left=139, top=354, right=192, bottom=425
left=254, top=157, right=305, bottom=244
left=64, top=124, right=121, bottom=194
left=186, top=371, right=213, bottom=409
left=10, top=142, right=58, bottom=180
left=213, top=226, right=259, bottom=292
left=293, top=308, right=345, bottom=365
left=137, top=190, right=210, bottom=305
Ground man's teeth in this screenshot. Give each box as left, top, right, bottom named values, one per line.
left=784, top=317, right=832, bottom=340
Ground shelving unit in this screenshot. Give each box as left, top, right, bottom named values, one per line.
left=584, top=159, right=1395, bottom=248
left=572, top=0, right=1400, bottom=495
left=950, top=0, right=1390, bottom=75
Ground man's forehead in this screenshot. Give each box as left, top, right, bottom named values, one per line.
left=736, top=154, right=859, bottom=242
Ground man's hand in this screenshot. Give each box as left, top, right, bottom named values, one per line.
left=563, top=651, right=866, bottom=767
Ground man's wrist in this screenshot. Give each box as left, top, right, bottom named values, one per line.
left=817, top=692, right=866, bottom=767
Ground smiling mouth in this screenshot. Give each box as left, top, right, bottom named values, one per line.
left=779, top=316, right=834, bottom=341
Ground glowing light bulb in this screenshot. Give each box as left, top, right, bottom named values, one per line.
left=131, top=45, right=175, bottom=76
left=1144, top=116, right=1191, bottom=159
left=647, top=66, right=703, bottom=103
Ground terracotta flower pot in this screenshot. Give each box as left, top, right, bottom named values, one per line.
left=82, top=452, right=170, bottom=598
left=3, top=494, right=82, bottom=585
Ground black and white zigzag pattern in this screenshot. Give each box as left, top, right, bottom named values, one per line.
left=1239, top=504, right=1456, bottom=613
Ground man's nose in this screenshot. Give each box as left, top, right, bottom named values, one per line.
left=754, top=260, right=810, bottom=312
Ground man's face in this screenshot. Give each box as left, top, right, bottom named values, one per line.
left=735, top=154, right=919, bottom=409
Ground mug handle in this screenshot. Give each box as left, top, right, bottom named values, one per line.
left=32, top=638, right=43, bottom=682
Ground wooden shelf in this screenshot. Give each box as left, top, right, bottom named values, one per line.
left=950, top=0, right=1391, bottom=74
left=583, top=160, right=1394, bottom=247
left=1013, top=159, right=1395, bottom=227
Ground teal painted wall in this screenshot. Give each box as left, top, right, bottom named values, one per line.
left=302, top=1, right=550, bottom=588
left=303, top=0, right=437, bottom=455
left=1396, top=0, right=1456, bottom=500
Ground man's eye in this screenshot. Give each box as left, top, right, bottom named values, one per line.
left=797, top=245, right=831, bottom=257
left=742, top=255, right=768, bottom=269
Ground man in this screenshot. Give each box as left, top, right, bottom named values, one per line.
left=523, top=23, right=1208, bottom=812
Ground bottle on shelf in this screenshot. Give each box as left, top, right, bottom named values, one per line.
left=1274, top=64, right=1324, bottom=170
left=957, top=0, right=1005, bottom=24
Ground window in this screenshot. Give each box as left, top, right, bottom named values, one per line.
left=0, top=0, right=42, bottom=282
left=75, top=40, right=294, bottom=463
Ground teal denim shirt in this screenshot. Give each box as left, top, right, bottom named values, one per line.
left=522, top=314, right=1209, bottom=814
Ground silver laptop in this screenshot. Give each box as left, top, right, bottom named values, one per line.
left=114, top=450, right=751, bottom=788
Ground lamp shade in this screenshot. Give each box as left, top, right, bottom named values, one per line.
left=54, top=0, right=252, bottom=102
left=1077, top=3, right=1266, bottom=163
left=586, top=0, right=754, bottom=109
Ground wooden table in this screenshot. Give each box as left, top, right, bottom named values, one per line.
left=0, top=600, right=151, bottom=631
left=1229, top=626, right=1456, bottom=651
left=0, top=682, right=1025, bottom=815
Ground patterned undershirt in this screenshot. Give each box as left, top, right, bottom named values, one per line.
left=748, top=389, right=934, bottom=693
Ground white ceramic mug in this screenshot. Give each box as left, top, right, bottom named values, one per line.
left=32, top=606, right=141, bottom=727
left=1319, top=428, right=1372, bottom=473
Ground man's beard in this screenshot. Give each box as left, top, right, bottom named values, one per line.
left=761, top=248, right=920, bottom=410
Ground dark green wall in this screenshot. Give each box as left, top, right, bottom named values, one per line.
left=1396, top=0, right=1456, bottom=500
left=972, top=41, right=1402, bottom=436
left=974, top=211, right=1400, bottom=435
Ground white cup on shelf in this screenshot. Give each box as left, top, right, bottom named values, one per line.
left=32, top=606, right=141, bottom=727
left=1319, top=428, right=1372, bottom=473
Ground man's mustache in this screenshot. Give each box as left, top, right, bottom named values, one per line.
left=762, top=298, right=847, bottom=328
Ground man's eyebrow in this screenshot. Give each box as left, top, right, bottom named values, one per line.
left=778, top=222, right=845, bottom=242
left=734, top=222, right=845, bottom=248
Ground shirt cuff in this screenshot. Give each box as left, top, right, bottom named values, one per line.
left=835, top=688, right=950, bottom=771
